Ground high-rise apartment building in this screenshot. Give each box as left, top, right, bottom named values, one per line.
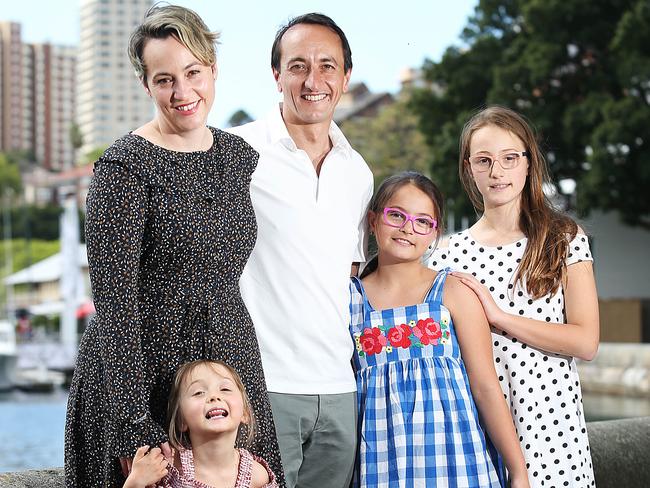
left=1, top=22, right=77, bottom=171
left=29, top=43, right=78, bottom=170
left=0, top=22, right=24, bottom=154
left=77, top=0, right=153, bottom=158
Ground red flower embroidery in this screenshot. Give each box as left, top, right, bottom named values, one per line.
left=360, top=327, right=387, bottom=355
left=413, top=318, right=442, bottom=346
left=387, top=324, right=412, bottom=348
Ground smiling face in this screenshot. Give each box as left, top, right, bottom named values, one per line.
left=142, top=35, right=216, bottom=136
left=467, top=125, right=529, bottom=212
left=178, top=362, right=248, bottom=444
left=273, top=23, right=351, bottom=127
left=370, top=184, right=438, bottom=264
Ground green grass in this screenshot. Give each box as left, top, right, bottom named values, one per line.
left=0, top=239, right=60, bottom=276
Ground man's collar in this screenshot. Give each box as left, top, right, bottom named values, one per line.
left=265, top=103, right=353, bottom=155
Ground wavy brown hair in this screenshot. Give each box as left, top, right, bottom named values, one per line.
left=458, top=106, right=577, bottom=299
left=167, top=360, right=256, bottom=450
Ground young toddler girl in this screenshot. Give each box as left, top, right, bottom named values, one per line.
left=124, top=359, right=278, bottom=488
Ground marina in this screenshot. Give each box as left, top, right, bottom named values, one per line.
left=0, top=321, right=16, bottom=391
left=1, top=386, right=649, bottom=473
left=0, top=340, right=650, bottom=473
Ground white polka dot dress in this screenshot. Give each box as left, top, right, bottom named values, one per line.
left=429, top=229, right=595, bottom=488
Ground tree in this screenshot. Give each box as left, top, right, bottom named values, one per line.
left=227, top=109, right=253, bottom=128
left=341, top=98, right=433, bottom=188
left=83, top=146, right=109, bottom=165
left=412, top=0, right=650, bottom=228
left=3, top=149, right=36, bottom=172
left=0, top=153, right=21, bottom=197
left=69, top=122, right=84, bottom=166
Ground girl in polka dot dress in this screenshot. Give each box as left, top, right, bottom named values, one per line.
left=429, top=106, right=598, bottom=487
left=350, top=172, right=529, bottom=487
left=124, top=360, right=278, bottom=488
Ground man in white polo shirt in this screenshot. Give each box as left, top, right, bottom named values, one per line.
left=229, top=12, right=373, bottom=488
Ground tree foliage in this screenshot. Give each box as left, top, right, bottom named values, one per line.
left=0, top=239, right=60, bottom=275
left=0, top=205, right=85, bottom=242
left=341, top=97, right=432, bottom=188
left=83, top=146, right=109, bottom=165
left=411, top=0, right=650, bottom=228
left=0, top=153, right=22, bottom=198
left=227, top=109, right=253, bottom=128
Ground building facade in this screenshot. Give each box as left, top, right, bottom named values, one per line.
left=77, top=0, right=153, bottom=158
left=0, top=22, right=24, bottom=155
left=0, top=22, right=77, bottom=171
left=28, top=43, right=77, bottom=171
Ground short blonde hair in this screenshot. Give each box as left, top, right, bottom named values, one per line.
left=167, top=360, right=256, bottom=450
left=128, top=3, right=220, bottom=82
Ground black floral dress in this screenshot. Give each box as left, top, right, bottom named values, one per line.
left=64, top=128, right=284, bottom=487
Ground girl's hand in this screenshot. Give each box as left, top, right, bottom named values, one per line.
left=509, top=472, right=531, bottom=488
left=449, top=271, right=506, bottom=328
left=123, top=445, right=169, bottom=488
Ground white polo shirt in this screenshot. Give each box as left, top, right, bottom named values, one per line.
left=229, top=105, right=374, bottom=394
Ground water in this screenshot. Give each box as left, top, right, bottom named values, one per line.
left=0, top=389, right=649, bottom=473
left=0, top=388, right=67, bottom=473
left=582, top=392, right=650, bottom=422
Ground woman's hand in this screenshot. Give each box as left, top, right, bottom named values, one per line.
left=449, top=271, right=506, bottom=328
left=120, top=442, right=172, bottom=477
left=123, top=445, right=170, bottom=488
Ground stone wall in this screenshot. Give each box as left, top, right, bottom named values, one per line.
left=2, top=417, right=649, bottom=488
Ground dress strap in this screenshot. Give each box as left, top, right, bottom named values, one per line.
left=350, top=276, right=372, bottom=312
left=425, top=267, right=451, bottom=303
left=178, top=447, right=197, bottom=481
left=235, top=448, right=253, bottom=486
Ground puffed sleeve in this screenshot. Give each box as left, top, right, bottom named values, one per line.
left=428, top=235, right=454, bottom=271
left=225, top=130, right=259, bottom=182
left=85, top=155, right=167, bottom=457
left=566, top=233, right=593, bottom=265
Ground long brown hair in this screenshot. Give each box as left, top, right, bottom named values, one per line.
left=361, top=171, right=445, bottom=279
left=458, top=106, right=577, bottom=299
left=167, top=360, right=256, bottom=450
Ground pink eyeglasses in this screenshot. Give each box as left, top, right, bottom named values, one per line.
left=382, top=207, right=437, bottom=235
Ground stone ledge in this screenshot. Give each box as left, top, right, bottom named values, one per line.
left=2, top=417, right=649, bottom=487
left=0, top=468, right=65, bottom=487
left=578, top=343, right=650, bottom=396
left=589, top=416, right=650, bottom=487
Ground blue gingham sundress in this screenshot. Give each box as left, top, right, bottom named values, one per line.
left=350, top=269, right=505, bottom=487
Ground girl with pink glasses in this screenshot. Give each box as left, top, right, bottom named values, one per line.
left=349, top=171, right=529, bottom=488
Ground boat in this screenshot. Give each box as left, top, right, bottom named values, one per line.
left=0, top=320, right=17, bottom=391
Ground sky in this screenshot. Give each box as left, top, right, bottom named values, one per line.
left=2, top=0, right=477, bottom=128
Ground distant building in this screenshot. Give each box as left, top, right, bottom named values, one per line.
left=398, top=66, right=444, bottom=97
left=0, top=22, right=77, bottom=171
left=21, top=163, right=94, bottom=208
left=4, top=244, right=90, bottom=318
left=0, top=22, right=25, bottom=155
left=77, top=0, right=153, bottom=159
left=26, top=43, right=77, bottom=171
left=334, top=82, right=394, bottom=124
